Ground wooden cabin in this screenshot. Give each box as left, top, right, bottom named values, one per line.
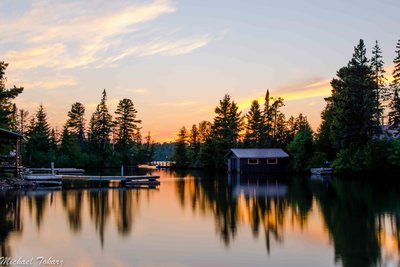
left=0, top=128, right=23, bottom=177
left=226, top=148, right=289, bottom=173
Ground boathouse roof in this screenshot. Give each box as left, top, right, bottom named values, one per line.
left=0, top=128, right=23, bottom=139
left=226, top=148, right=289, bottom=159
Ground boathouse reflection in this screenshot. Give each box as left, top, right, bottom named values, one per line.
left=0, top=191, right=22, bottom=257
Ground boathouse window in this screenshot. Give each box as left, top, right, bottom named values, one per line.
left=267, top=158, right=278, bottom=164
left=248, top=159, right=259, bottom=165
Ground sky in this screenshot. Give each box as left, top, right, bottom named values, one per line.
left=1, top=0, right=399, bottom=142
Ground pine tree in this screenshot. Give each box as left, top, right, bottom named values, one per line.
left=197, top=121, right=212, bottom=142
left=212, top=94, right=243, bottom=143
left=316, top=99, right=336, bottom=159
left=66, top=102, right=86, bottom=147
left=244, top=100, right=265, bottom=147
left=57, top=127, right=87, bottom=167
left=17, top=109, right=29, bottom=135
left=88, top=89, right=113, bottom=150
left=188, top=124, right=200, bottom=166
left=330, top=39, right=375, bottom=149
left=173, top=126, right=189, bottom=167
left=263, top=90, right=285, bottom=145
left=389, top=39, right=400, bottom=132
left=263, top=90, right=273, bottom=143
left=211, top=94, right=244, bottom=168
left=25, top=105, right=53, bottom=166
left=288, top=120, right=314, bottom=172
left=371, top=41, right=387, bottom=130
left=393, top=39, right=400, bottom=85
left=388, top=89, right=400, bottom=131
left=114, top=98, right=141, bottom=146
left=274, top=112, right=287, bottom=146
left=143, top=132, right=155, bottom=163
left=0, top=61, right=23, bottom=130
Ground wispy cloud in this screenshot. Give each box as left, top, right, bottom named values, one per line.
left=127, top=88, right=149, bottom=94
left=153, top=101, right=196, bottom=107
left=237, top=79, right=332, bottom=110
left=9, top=73, right=78, bottom=90
left=1, top=0, right=212, bottom=71
left=22, top=76, right=78, bottom=90
left=103, top=35, right=210, bottom=64
left=5, top=44, right=67, bottom=70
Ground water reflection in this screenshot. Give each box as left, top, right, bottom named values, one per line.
left=0, top=171, right=400, bottom=266
left=0, top=191, right=22, bottom=257
left=311, top=178, right=400, bottom=267
left=172, top=171, right=400, bottom=266
left=61, top=190, right=83, bottom=232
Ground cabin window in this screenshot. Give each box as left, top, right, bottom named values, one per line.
left=248, top=159, right=259, bottom=165
left=267, top=158, right=278, bottom=164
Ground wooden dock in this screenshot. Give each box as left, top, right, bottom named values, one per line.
left=27, top=168, right=85, bottom=174
left=24, top=173, right=160, bottom=188
left=62, top=174, right=160, bottom=187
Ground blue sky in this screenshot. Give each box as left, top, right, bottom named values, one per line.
left=1, top=0, right=399, bottom=141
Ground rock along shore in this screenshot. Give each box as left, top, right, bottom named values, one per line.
left=0, top=178, right=37, bottom=191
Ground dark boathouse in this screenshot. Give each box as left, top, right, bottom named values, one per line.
left=0, top=128, right=23, bottom=177
left=226, top=148, right=289, bottom=173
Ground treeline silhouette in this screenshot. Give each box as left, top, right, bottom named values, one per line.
left=172, top=39, right=400, bottom=173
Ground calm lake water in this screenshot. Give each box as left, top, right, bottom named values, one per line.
left=1, top=169, right=400, bottom=267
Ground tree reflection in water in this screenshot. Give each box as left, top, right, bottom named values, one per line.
left=311, top=178, right=400, bottom=267
left=1, top=171, right=400, bottom=266
left=87, top=188, right=148, bottom=247
left=173, top=171, right=299, bottom=252
left=62, top=190, right=83, bottom=232
left=0, top=191, right=22, bottom=258
left=172, top=170, right=400, bottom=266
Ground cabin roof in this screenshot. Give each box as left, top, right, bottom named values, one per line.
left=0, top=128, right=23, bottom=139
left=226, top=148, right=289, bottom=159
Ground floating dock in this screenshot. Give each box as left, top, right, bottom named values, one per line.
left=27, top=168, right=85, bottom=174
left=23, top=167, right=160, bottom=188
left=62, top=175, right=160, bottom=187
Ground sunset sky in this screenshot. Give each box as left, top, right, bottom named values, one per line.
left=1, top=0, right=399, bottom=142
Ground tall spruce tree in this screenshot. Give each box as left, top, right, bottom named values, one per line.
left=371, top=41, right=387, bottom=130
left=211, top=94, right=243, bottom=168
left=58, top=126, right=87, bottom=167
left=244, top=100, right=265, bottom=147
left=114, top=98, right=141, bottom=146
left=389, top=39, right=400, bottom=132
left=66, top=102, right=86, bottom=147
left=316, top=99, right=336, bottom=159
left=198, top=121, right=212, bottom=142
left=17, top=109, right=29, bottom=135
left=393, top=39, right=400, bottom=85
left=88, top=89, right=113, bottom=150
left=188, top=124, right=200, bottom=167
left=263, top=90, right=285, bottom=145
left=330, top=39, right=375, bottom=149
left=388, top=90, right=400, bottom=131
left=173, top=126, right=189, bottom=167
left=0, top=61, right=23, bottom=130
left=263, top=90, right=273, bottom=143
left=25, top=105, right=54, bottom=166
left=287, top=119, right=314, bottom=172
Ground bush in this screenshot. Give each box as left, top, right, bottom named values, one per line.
left=308, top=152, right=328, bottom=168
left=332, top=140, right=391, bottom=173
left=332, top=148, right=365, bottom=173
left=388, top=140, right=400, bottom=168
left=363, top=140, right=390, bottom=171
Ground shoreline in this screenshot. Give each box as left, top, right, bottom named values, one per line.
left=0, top=178, right=37, bottom=191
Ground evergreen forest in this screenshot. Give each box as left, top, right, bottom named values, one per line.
left=1, top=39, right=400, bottom=173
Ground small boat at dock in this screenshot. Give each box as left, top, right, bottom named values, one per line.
left=310, top=167, right=333, bottom=175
